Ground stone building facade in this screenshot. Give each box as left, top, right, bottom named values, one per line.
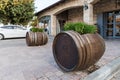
left=36, top=0, right=120, bottom=38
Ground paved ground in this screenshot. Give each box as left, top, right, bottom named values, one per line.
left=97, top=39, right=120, bottom=67
left=0, top=37, right=120, bottom=80
left=110, top=70, right=120, bottom=80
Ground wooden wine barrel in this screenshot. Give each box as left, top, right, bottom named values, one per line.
left=42, top=32, right=48, bottom=45
left=52, top=31, right=105, bottom=72
left=26, top=32, right=48, bottom=46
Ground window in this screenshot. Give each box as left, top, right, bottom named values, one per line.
left=1, top=26, right=14, bottom=29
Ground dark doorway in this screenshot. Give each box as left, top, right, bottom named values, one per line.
left=57, top=10, right=68, bottom=32
left=58, top=20, right=66, bottom=31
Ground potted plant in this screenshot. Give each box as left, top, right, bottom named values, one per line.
left=26, top=16, right=48, bottom=46
left=52, top=22, right=105, bottom=72
left=26, top=27, right=48, bottom=46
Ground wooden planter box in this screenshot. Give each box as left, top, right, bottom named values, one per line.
left=26, top=31, right=48, bottom=46
left=52, top=31, right=105, bottom=72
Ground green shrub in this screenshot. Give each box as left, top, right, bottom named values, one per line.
left=83, top=24, right=97, bottom=34
left=64, top=22, right=97, bottom=34
left=74, top=22, right=85, bottom=34
left=64, top=22, right=75, bottom=31
left=30, top=27, right=44, bottom=32
left=38, top=28, right=44, bottom=32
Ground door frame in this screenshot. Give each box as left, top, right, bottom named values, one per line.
left=103, top=11, right=120, bottom=38
left=114, top=13, right=120, bottom=38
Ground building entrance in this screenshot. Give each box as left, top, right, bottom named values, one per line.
left=104, top=11, right=120, bottom=38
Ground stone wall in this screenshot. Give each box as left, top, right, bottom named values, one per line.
left=57, top=11, right=68, bottom=21
left=68, top=7, right=83, bottom=22
left=93, top=0, right=120, bottom=24
left=94, top=0, right=120, bottom=14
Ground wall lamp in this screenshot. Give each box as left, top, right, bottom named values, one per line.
left=84, top=1, right=88, bottom=10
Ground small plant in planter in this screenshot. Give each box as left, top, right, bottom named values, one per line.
left=26, top=17, right=48, bottom=46
left=64, top=22, right=97, bottom=34
left=30, top=27, right=44, bottom=32
left=26, top=27, right=48, bottom=46
left=52, top=22, right=105, bottom=72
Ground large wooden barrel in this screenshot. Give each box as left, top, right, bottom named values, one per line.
left=52, top=31, right=105, bottom=72
left=26, top=32, right=48, bottom=46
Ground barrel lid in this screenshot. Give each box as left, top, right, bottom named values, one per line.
left=53, top=32, right=79, bottom=71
